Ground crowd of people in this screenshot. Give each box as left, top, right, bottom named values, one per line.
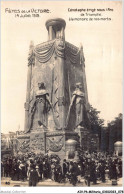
left=1, top=151, right=122, bottom=186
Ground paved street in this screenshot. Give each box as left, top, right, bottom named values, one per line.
left=1, top=177, right=122, bottom=187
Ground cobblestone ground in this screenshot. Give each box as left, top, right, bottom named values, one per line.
left=1, top=177, right=122, bottom=187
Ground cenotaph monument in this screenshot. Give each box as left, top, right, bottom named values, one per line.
left=17, top=18, right=90, bottom=160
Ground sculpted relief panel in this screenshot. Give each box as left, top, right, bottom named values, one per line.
left=17, top=138, right=30, bottom=153
left=30, top=132, right=45, bottom=152
left=46, top=135, right=64, bottom=152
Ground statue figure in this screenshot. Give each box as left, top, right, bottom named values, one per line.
left=66, top=83, right=86, bottom=130
left=35, top=82, right=51, bottom=127
left=29, top=82, right=51, bottom=130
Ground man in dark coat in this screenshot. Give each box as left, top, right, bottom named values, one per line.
left=4, top=160, right=10, bottom=177
left=84, top=163, right=90, bottom=186
left=29, top=165, right=38, bottom=186
left=111, top=160, right=117, bottom=180
left=43, top=159, right=50, bottom=179
left=69, top=161, right=78, bottom=186
left=38, top=160, right=43, bottom=180
left=11, top=160, right=19, bottom=181
left=118, top=159, right=122, bottom=178
left=54, top=162, right=62, bottom=183
left=63, top=159, right=68, bottom=178
left=90, top=161, right=97, bottom=184
left=99, top=161, right=106, bottom=182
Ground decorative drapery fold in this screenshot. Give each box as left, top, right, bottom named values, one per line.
left=65, top=42, right=80, bottom=64
left=55, top=39, right=65, bottom=58
left=34, top=40, right=55, bottom=63
left=34, top=39, right=80, bottom=64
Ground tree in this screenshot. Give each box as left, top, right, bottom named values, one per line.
left=88, top=104, right=104, bottom=136
left=108, top=113, right=122, bottom=141
left=107, top=113, right=122, bottom=153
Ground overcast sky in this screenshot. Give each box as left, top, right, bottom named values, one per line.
left=1, top=1, right=122, bottom=133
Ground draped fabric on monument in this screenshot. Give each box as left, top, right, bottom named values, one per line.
left=34, top=40, right=80, bottom=64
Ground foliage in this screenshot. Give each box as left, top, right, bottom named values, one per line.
left=101, top=113, right=122, bottom=152
left=107, top=113, right=122, bottom=142
left=88, top=104, right=104, bottom=136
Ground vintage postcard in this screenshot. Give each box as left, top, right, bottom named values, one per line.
left=1, top=0, right=123, bottom=193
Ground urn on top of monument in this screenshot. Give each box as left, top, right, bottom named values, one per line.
left=46, top=18, right=66, bottom=40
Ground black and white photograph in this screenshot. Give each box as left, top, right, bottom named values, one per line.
left=1, top=0, right=123, bottom=193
